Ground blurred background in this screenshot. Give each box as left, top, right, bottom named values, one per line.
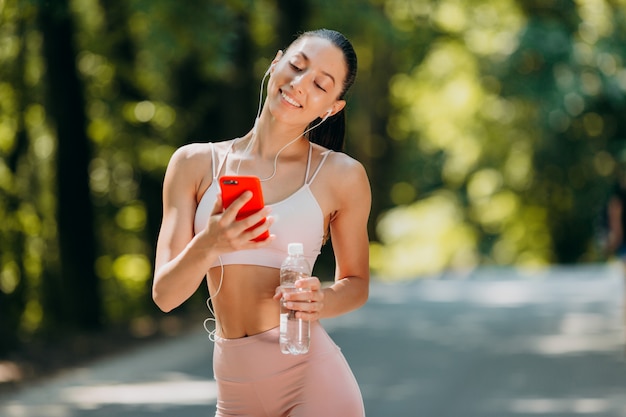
left=1, top=0, right=626, bottom=388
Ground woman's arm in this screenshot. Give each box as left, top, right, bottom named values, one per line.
left=319, top=157, right=371, bottom=319
left=279, top=154, right=371, bottom=320
left=152, top=145, right=217, bottom=312
left=152, top=144, right=273, bottom=312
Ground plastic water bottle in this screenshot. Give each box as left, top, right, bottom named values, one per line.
left=279, top=243, right=311, bottom=355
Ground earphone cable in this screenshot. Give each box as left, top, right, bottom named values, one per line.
left=236, top=68, right=329, bottom=181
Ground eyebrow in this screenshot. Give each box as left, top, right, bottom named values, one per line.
left=297, top=52, right=336, bottom=86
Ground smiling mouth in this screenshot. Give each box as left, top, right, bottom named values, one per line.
left=280, top=90, right=302, bottom=108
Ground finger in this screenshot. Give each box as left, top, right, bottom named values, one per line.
left=284, top=299, right=309, bottom=310
left=221, top=191, right=253, bottom=223
left=283, top=289, right=319, bottom=304
left=223, top=195, right=273, bottom=236
left=273, top=286, right=283, bottom=300
left=241, top=214, right=274, bottom=242
left=295, top=276, right=321, bottom=291
left=286, top=300, right=322, bottom=321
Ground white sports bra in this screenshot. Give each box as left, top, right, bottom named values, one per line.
left=193, top=141, right=331, bottom=269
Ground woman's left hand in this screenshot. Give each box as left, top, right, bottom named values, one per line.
left=273, top=277, right=325, bottom=321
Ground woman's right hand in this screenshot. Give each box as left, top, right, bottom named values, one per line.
left=203, top=191, right=274, bottom=254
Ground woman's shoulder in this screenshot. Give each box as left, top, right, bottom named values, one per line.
left=164, top=140, right=235, bottom=193
left=171, top=140, right=233, bottom=160
left=310, top=143, right=370, bottom=193
left=168, top=140, right=234, bottom=168
left=312, top=144, right=367, bottom=177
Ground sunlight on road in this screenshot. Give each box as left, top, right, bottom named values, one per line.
left=1, top=264, right=625, bottom=417
left=1, top=376, right=217, bottom=416
left=0, top=328, right=217, bottom=417
left=61, top=379, right=218, bottom=407
left=501, top=396, right=625, bottom=414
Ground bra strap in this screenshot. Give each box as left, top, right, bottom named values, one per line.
left=212, top=141, right=233, bottom=179
left=307, top=149, right=332, bottom=185
left=210, top=142, right=217, bottom=180
left=303, top=143, right=314, bottom=183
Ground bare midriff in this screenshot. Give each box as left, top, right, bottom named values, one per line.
left=207, top=264, right=282, bottom=339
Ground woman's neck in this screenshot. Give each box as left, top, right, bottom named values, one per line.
left=246, top=114, right=309, bottom=160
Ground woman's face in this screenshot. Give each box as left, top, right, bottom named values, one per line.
left=267, top=36, right=347, bottom=126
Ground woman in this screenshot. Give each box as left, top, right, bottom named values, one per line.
left=152, top=29, right=370, bottom=416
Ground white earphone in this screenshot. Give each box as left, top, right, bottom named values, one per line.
left=322, top=109, right=332, bottom=121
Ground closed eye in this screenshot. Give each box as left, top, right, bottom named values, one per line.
left=290, top=62, right=327, bottom=92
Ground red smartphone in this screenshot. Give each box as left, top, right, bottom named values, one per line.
left=219, top=175, right=270, bottom=242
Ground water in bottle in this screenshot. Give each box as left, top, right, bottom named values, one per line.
left=279, top=242, right=311, bottom=355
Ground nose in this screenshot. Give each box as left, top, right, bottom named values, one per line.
left=290, top=75, right=304, bottom=93
left=290, top=72, right=311, bottom=93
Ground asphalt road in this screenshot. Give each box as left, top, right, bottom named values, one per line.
left=1, top=263, right=625, bottom=417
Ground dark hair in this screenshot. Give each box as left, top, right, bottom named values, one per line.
left=290, top=29, right=358, bottom=151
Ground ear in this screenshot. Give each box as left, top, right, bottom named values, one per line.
left=269, top=50, right=284, bottom=72
left=320, top=100, right=346, bottom=120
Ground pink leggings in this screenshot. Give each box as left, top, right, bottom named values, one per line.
left=213, top=321, right=365, bottom=417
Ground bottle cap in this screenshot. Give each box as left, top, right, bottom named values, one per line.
left=287, top=242, right=304, bottom=256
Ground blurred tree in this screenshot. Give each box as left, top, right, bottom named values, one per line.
left=0, top=0, right=29, bottom=351
left=3, top=0, right=626, bottom=357
left=276, top=0, right=308, bottom=47
left=369, top=0, right=626, bottom=278
left=507, top=0, right=626, bottom=263
left=308, top=0, right=403, bottom=240
left=38, top=0, right=102, bottom=329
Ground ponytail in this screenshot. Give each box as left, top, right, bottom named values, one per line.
left=306, top=109, right=346, bottom=151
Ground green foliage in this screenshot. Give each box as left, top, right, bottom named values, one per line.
left=1, top=0, right=626, bottom=352
left=370, top=0, right=626, bottom=279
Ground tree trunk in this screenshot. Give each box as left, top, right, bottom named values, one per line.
left=38, top=0, right=102, bottom=330
left=276, top=0, right=309, bottom=47
left=219, top=12, right=257, bottom=140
